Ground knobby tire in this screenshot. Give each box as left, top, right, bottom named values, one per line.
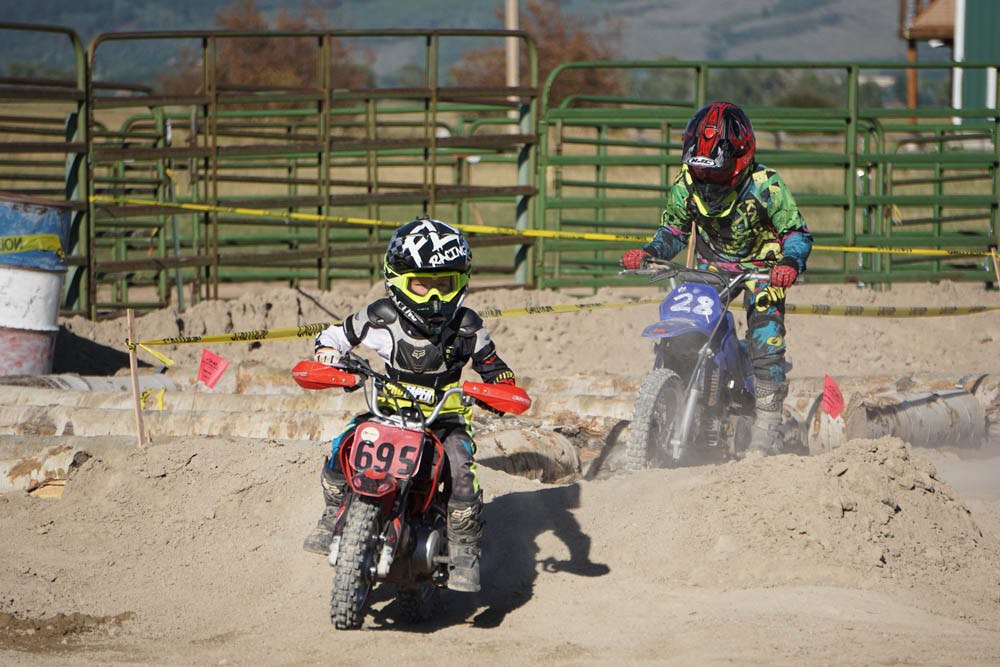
left=330, top=498, right=382, bottom=630
left=396, top=584, right=441, bottom=624
left=626, top=368, right=685, bottom=470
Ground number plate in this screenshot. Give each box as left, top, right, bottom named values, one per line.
left=668, top=287, right=716, bottom=318
left=350, top=422, right=423, bottom=479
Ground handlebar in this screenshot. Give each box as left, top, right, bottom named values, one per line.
left=292, top=357, right=531, bottom=425
left=332, top=353, right=460, bottom=430
left=621, top=258, right=770, bottom=295
left=328, top=353, right=537, bottom=428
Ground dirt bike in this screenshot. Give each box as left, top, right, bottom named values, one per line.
left=291, top=354, right=531, bottom=630
left=623, top=258, right=773, bottom=469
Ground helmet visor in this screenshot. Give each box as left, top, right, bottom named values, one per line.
left=684, top=154, right=735, bottom=185
left=388, top=271, right=468, bottom=304
left=687, top=163, right=733, bottom=185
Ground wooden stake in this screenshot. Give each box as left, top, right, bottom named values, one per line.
left=991, top=249, right=1000, bottom=286
left=685, top=221, right=698, bottom=268
left=126, top=309, right=146, bottom=448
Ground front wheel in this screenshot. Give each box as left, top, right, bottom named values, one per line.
left=330, top=498, right=382, bottom=630
left=626, top=369, right=686, bottom=470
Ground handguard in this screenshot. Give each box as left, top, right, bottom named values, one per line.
left=462, top=381, right=532, bottom=415
left=291, top=360, right=360, bottom=390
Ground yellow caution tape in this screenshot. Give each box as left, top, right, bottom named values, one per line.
left=481, top=299, right=998, bottom=319
left=128, top=296, right=999, bottom=366
left=130, top=321, right=342, bottom=365
left=91, top=194, right=997, bottom=257
left=0, top=233, right=65, bottom=259
left=477, top=298, right=661, bottom=319
left=90, top=195, right=650, bottom=244
left=784, top=303, right=998, bottom=317
left=813, top=244, right=990, bottom=258
left=136, top=321, right=339, bottom=348
left=137, top=344, right=175, bottom=367
left=140, top=387, right=166, bottom=411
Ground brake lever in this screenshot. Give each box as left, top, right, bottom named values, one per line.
left=617, top=267, right=678, bottom=282
left=338, top=352, right=372, bottom=376
left=648, top=270, right=679, bottom=284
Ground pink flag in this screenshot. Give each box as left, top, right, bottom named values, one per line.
left=821, top=374, right=845, bottom=419
left=197, top=348, right=229, bottom=388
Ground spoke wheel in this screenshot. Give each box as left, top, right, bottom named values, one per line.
left=330, top=499, right=381, bottom=630
left=626, top=369, right=685, bottom=470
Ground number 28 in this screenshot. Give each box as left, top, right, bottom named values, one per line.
left=669, top=292, right=715, bottom=316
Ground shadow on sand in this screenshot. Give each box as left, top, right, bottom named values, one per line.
left=52, top=326, right=147, bottom=375
left=370, top=482, right=609, bottom=631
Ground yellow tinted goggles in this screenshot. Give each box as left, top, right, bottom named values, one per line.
left=388, top=271, right=467, bottom=303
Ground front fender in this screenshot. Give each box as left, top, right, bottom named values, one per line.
left=349, top=471, right=399, bottom=499
left=642, top=318, right=712, bottom=339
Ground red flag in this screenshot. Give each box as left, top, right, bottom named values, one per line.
left=197, top=348, right=229, bottom=389
left=821, top=374, right=845, bottom=419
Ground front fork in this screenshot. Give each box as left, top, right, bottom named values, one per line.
left=327, top=492, right=400, bottom=574
left=671, top=347, right=714, bottom=460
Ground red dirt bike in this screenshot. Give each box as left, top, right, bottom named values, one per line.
left=291, top=354, right=531, bottom=630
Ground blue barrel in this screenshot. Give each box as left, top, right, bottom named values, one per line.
left=0, top=193, right=71, bottom=375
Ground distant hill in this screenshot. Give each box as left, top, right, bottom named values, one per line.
left=1, top=0, right=921, bottom=84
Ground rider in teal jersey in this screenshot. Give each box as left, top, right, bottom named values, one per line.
left=622, top=102, right=813, bottom=454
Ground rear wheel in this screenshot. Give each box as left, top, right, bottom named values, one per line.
left=396, top=584, right=441, bottom=623
left=626, top=369, right=685, bottom=470
left=330, top=499, right=381, bottom=630
left=729, top=413, right=754, bottom=459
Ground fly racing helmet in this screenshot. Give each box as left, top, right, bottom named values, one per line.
left=384, top=216, right=472, bottom=334
left=681, top=101, right=756, bottom=216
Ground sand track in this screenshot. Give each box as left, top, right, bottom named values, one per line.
left=2, top=280, right=999, bottom=664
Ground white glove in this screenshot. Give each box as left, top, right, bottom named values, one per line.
left=314, top=347, right=342, bottom=366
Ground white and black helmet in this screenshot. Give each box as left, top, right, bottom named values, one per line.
left=384, top=217, right=472, bottom=334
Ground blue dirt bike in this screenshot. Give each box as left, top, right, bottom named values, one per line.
left=624, top=258, right=773, bottom=469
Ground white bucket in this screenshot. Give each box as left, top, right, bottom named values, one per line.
left=0, top=194, right=70, bottom=376
left=0, top=266, right=63, bottom=375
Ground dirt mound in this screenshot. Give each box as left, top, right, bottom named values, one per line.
left=2, top=433, right=999, bottom=663
left=602, top=438, right=997, bottom=600
left=59, top=280, right=1000, bottom=380
left=2, top=279, right=999, bottom=663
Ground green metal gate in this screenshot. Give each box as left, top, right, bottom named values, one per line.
left=533, top=60, right=999, bottom=289
left=2, top=23, right=998, bottom=320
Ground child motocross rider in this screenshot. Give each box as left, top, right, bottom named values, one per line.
left=621, top=102, right=813, bottom=455
left=302, top=216, right=516, bottom=593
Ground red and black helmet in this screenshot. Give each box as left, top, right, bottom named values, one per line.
left=681, top=102, right=756, bottom=215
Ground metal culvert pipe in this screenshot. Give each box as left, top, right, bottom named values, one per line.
left=849, top=389, right=988, bottom=449
left=784, top=385, right=990, bottom=454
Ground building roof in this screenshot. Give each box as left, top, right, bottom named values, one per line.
left=902, top=0, right=955, bottom=41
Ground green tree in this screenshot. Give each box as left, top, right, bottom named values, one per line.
left=156, top=0, right=373, bottom=95
left=450, top=0, right=625, bottom=107
left=392, top=64, right=426, bottom=89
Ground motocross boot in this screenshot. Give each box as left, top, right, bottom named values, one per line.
left=302, top=461, right=347, bottom=555
left=748, top=378, right=788, bottom=456
left=446, top=491, right=484, bottom=593
left=748, top=408, right=783, bottom=456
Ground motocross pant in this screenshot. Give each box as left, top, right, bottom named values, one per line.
left=434, top=417, right=480, bottom=504
left=327, top=413, right=480, bottom=504
left=743, top=280, right=790, bottom=453
left=741, top=279, right=790, bottom=388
